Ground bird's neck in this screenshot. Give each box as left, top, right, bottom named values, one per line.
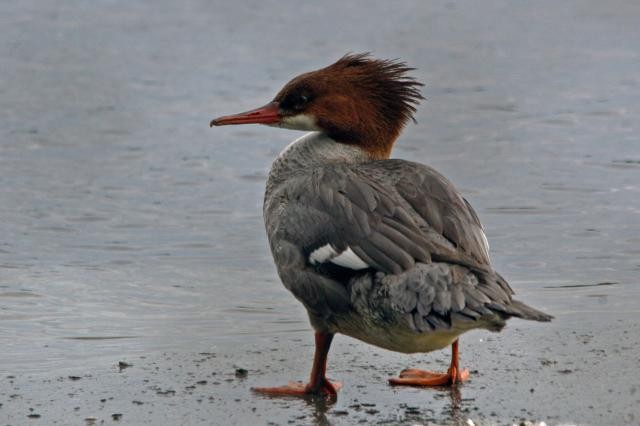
left=269, top=132, right=372, bottom=178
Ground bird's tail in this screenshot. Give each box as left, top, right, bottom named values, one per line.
left=506, top=299, right=553, bottom=322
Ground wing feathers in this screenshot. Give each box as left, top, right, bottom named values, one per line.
left=303, top=161, right=494, bottom=276
left=275, top=161, right=539, bottom=331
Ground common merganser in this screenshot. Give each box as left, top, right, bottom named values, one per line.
left=210, top=53, right=552, bottom=397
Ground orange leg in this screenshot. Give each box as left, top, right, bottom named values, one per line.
left=252, top=332, right=342, bottom=397
left=389, top=339, right=470, bottom=387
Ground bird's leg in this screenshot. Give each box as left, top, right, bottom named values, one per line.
left=389, top=339, right=470, bottom=387
left=252, top=332, right=342, bottom=397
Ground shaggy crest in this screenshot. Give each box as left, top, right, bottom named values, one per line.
left=274, top=53, right=425, bottom=158
left=328, top=52, right=424, bottom=126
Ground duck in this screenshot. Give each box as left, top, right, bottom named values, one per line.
left=210, top=53, right=552, bottom=397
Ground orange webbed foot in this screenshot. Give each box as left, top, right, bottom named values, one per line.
left=252, top=378, right=342, bottom=397
left=389, top=366, right=470, bottom=387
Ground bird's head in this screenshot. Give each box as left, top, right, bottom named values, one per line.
left=210, top=53, right=424, bottom=159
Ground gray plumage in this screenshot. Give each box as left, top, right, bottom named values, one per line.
left=264, top=133, right=552, bottom=354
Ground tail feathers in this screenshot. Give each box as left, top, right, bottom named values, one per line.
left=503, top=299, right=553, bottom=322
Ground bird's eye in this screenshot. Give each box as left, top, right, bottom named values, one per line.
left=292, top=93, right=310, bottom=111
left=280, top=90, right=313, bottom=112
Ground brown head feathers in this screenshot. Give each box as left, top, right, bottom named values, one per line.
left=274, top=53, right=424, bottom=159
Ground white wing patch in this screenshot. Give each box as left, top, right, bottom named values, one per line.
left=330, top=247, right=369, bottom=270
left=309, top=244, right=338, bottom=264
left=309, top=244, right=369, bottom=270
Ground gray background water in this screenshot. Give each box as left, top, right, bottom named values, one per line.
left=1, top=1, right=639, bottom=424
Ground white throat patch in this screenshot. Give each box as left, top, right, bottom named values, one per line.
left=278, top=114, right=320, bottom=131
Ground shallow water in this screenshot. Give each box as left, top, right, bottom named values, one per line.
left=1, top=0, right=639, bottom=424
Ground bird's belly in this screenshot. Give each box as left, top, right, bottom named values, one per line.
left=332, top=314, right=462, bottom=354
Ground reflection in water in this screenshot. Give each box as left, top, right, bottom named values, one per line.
left=444, top=386, right=466, bottom=425
left=251, top=389, right=338, bottom=425
left=305, top=396, right=334, bottom=426
left=250, top=382, right=472, bottom=425
left=296, top=384, right=470, bottom=425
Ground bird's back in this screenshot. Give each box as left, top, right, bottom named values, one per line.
left=263, top=134, right=551, bottom=344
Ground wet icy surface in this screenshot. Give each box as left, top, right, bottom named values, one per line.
left=1, top=0, right=639, bottom=424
